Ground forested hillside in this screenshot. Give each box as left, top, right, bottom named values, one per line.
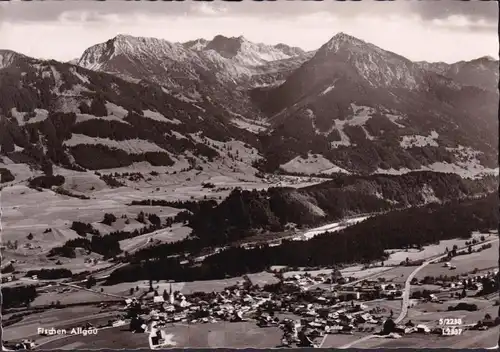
left=107, top=191, right=498, bottom=284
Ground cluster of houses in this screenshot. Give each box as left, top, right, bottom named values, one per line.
left=116, top=266, right=500, bottom=348
left=119, top=273, right=409, bottom=348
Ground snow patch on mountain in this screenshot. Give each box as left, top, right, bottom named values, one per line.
left=446, top=145, right=481, bottom=163
left=170, top=131, right=187, bottom=140
left=104, top=102, right=128, bottom=119
left=189, top=132, right=262, bottom=163
left=385, top=113, right=406, bottom=128
left=143, top=110, right=182, bottom=125
left=174, top=92, right=201, bottom=103
left=251, top=79, right=286, bottom=88
left=400, top=131, right=439, bottom=148
left=329, top=104, right=376, bottom=147
left=11, top=108, right=49, bottom=126
left=63, top=134, right=166, bottom=154
left=75, top=113, right=130, bottom=125
left=229, top=112, right=269, bottom=133
left=280, top=153, right=350, bottom=175
left=231, top=118, right=268, bottom=133
left=376, top=161, right=498, bottom=180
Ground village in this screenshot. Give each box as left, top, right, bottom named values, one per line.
left=31, top=262, right=493, bottom=350
left=2, top=232, right=499, bottom=350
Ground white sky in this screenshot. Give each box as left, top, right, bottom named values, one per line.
left=0, top=2, right=497, bottom=63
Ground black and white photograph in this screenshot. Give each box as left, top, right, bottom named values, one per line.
left=0, top=0, right=499, bottom=349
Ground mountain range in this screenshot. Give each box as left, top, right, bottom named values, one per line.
left=0, top=33, right=498, bottom=183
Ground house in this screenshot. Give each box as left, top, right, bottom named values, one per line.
left=335, top=291, right=361, bottom=300
left=416, top=324, right=431, bottom=333
left=153, top=296, right=165, bottom=304
left=429, top=294, right=440, bottom=303
left=394, top=325, right=412, bottom=334
left=112, top=320, right=126, bottom=327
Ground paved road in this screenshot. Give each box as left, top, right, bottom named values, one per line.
left=334, top=237, right=499, bottom=349
left=395, top=237, right=499, bottom=324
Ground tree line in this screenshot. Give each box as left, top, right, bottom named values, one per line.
left=1, top=285, right=38, bottom=310
left=106, top=191, right=498, bottom=284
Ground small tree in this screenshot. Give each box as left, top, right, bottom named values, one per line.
left=383, top=318, right=396, bottom=335
left=27, top=233, right=34, bottom=240
left=86, top=276, right=97, bottom=289
left=102, top=213, right=117, bottom=226
left=137, top=211, right=146, bottom=224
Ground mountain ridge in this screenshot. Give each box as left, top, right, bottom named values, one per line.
left=0, top=32, right=497, bottom=183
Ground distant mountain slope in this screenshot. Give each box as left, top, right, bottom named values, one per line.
left=77, top=35, right=310, bottom=126
left=251, top=33, right=498, bottom=175
left=417, top=56, right=499, bottom=92
left=1, top=33, right=497, bottom=180
left=184, top=35, right=305, bottom=65
left=0, top=52, right=261, bottom=174
left=189, top=171, right=498, bottom=243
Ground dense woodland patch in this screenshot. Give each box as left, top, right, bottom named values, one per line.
left=106, top=187, right=498, bottom=284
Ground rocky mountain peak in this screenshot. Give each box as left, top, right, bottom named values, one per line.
left=205, top=35, right=246, bottom=59
left=0, top=50, right=25, bottom=69
left=321, top=32, right=369, bottom=53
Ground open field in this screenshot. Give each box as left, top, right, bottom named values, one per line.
left=352, top=327, right=499, bottom=349
left=282, top=266, right=391, bottom=280
left=372, top=266, right=417, bottom=284
left=3, top=305, right=114, bottom=341
left=101, top=271, right=279, bottom=296
left=1, top=169, right=324, bottom=249
left=384, top=232, right=496, bottom=266
left=321, top=332, right=374, bottom=348
left=166, top=321, right=283, bottom=348
left=36, top=320, right=284, bottom=350
left=415, top=240, right=499, bottom=279
left=1, top=185, right=181, bottom=250
left=363, top=299, right=403, bottom=318
left=5, top=254, right=112, bottom=274
left=404, top=297, right=498, bottom=327
left=1, top=170, right=323, bottom=277
left=29, top=286, right=121, bottom=307
left=34, top=326, right=148, bottom=350
left=119, top=223, right=192, bottom=251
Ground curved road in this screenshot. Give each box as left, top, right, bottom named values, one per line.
left=331, top=237, right=499, bottom=349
